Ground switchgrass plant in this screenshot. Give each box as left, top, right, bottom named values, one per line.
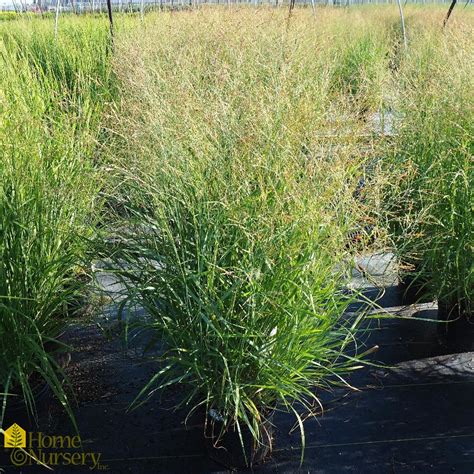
left=108, top=8, right=398, bottom=210
left=0, top=18, right=112, bottom=421
left=108, top=8, right=379, bottom=463
left=0, top=12, right=19, bottom=22
left=380, top=13, right=473, bottom=317
left=327, top=8, right=399, bottom=114
left=113, top=171, right=366, bottom=464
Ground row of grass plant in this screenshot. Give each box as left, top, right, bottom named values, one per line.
left=0, top=17, right=114, bottom=423
left=379, top=12, right=473, bottom=320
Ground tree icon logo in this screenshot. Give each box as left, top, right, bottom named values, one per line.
left=3, top=424, right=26, bottom=448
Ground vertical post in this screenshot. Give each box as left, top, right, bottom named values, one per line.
left=106, top=0, right=114, bottom=40
left=443, top=0, right=457, bottom=27
left=54, top=0, right=60, bottom=39
left=396, top=0, right=408, bottom=50
left=288, top=0, right=295, bottom=19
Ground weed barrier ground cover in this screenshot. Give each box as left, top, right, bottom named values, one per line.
left=1, top=254, right=473, bottom=473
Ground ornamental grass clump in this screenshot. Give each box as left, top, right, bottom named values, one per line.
left=328, top=8, right=397, bottom=114
left=0, top=19, right=111, bottom=420
left=113, top=168, right=365, bottom=465
left=381, top=15, right=473, bottom=319
left=109, top=9, right=370, bottom=465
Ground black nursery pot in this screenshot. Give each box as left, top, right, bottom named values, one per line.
left=3, top=343, right=71, bottom=421
left=437, top=298, right=470, bottom=322
left=3, top=377, right=51, bottom=423
left=205, top=412, right=275, bottom=469
left=398, top=272, right=430, bottom=305
left=437, top=299, right=474, bottom=351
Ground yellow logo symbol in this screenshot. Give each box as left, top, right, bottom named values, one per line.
left=3, top=423, right=26, bottom=448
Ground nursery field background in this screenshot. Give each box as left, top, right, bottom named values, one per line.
left=0, top=5, right=473, bottom=473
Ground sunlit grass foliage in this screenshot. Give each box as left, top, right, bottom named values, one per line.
left=0, top=17, right=112, bottom=420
